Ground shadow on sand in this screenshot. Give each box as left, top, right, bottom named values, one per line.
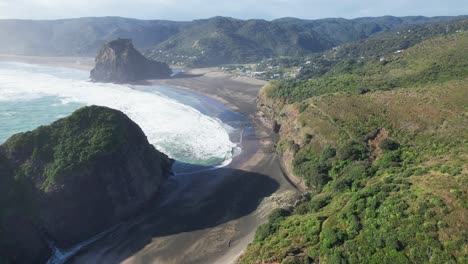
left=68, top=165, right=279, bottom=263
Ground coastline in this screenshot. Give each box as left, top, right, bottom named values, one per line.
left=127, top=69, right=301, bottom=264
left=1, top=56, right=300, bottom=264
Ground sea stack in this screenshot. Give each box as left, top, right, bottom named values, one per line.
left=90, top=38, right=172, bottom=83
left=0, top=106, right=173, bottom=263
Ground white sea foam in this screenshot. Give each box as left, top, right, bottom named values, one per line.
left=0, top=62, right=237, bottom=165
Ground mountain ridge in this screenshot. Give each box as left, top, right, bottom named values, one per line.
left=0, top=15, right=465, bottom=66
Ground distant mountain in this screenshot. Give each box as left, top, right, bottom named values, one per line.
left=144, top=16, right=467, bottom=66
left=0, top=15, right=465, bottom=66
left=0, top=17, right=183, bottom=56
left=143, top=17, right=335, bottom=66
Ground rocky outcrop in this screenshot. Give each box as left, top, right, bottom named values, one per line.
left=0, top=106, right=173, bottom=263
left=90, top=38, right=172, bottom=83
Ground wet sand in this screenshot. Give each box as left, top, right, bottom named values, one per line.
left=1, top=56, right=300, bottom=263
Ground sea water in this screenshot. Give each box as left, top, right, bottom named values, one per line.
left=0, top=61, right=242, bottom=169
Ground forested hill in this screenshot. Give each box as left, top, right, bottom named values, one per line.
left=144, top=15, right=466, bottom=66
left=240, top=29, right=468, bottom=263
left=298, top=18, right=468, bottom=79
left=0, top=15, right=465, bottom=65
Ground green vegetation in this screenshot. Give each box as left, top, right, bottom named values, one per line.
left=143, top=16, right=466, bottom=67
left=0, top=105, right=171, bottom=263
left=266, top=31, right=468, bottom=102
left=241, top=30, right=468, bottom=263
left=2, top=105, right=145, bottom=191
left=214, top=19, right=468, bottom=81
left=298, top=18, right=468, bottom=79
left=0, top=105, right=143, bottom=228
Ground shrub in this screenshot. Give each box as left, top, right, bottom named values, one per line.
left=337, top=141, right=368, bottom=161
left=295, top=160, right=332, bottom=190
left=309, top=195, right=331, bottom=212
left=321, top=146, right=337, bottom=160
left=369, top=249, right=410, bottom=264
left=376, top=150, right=402, bottom=168
left=269, top=208, right=291, bottom=223
left=299, top=103, right=309, bottom=113
left=321, top=228, right=346, bottom=249
left=255, top=223, right=277, bottom=242
left=346, top=162, right=370, bottom=180
left=281, top=256, right=312, bottom=264
left=294, top=203, right=310, bottom=215
left=379, top=138, right=400, bottom=151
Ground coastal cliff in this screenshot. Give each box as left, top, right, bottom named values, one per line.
left=257, top=83, right=307, bottom=191
left=241, top=31, right=468, bottom=263
left=90, top=39, right=172, bottom=83
left=0, top=106, right=173, bottom=263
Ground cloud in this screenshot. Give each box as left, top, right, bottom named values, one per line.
left=0, top=0, right=466, bottom=20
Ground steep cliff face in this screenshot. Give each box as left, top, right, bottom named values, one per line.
left=257, top=83, right=307, bottom=191
left=90, top=38, right=172, bottom=83
left=0, top=106, right=173, bottom=263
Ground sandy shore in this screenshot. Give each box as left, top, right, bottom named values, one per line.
left=2, top=56, right=300, bottom=264
left=69, top=69, right=299, bottom=264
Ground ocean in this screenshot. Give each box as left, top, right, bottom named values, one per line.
left=0, top=61, right=244, bottom=172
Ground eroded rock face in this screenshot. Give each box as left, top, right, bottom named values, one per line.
left=0, top=106, right=173, bottom=263
left=90, top=38, right=172, bottom=83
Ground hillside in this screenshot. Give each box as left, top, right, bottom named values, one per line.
left=0, top=15, right=463, bottom=64
left=241, top=31, right=468, bottom=263
left=298, top=18, right=468, bottom=79
left=0, top=106, right=173, bottom=264
left=238, top=18, right=468, bottom=81
left=0, top=17, right=183, bottom=56
left=266, top=28, right=468, bottom=101
left=144, top=16, right=466, bottom=66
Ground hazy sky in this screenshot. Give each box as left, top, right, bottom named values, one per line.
left=0, top=0, right=467, bottom=20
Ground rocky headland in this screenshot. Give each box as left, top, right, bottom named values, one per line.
left=90, top=39, right=172, bottom=83
left=0, top=106, right=173, bottom=263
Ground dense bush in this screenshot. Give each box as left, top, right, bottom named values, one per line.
left=379, top=138, right=400, bottom=151
left=269, top=208, right=291, bottom=223
left=337, top=141, right=368, bottom=161
left=321, top=146, right=337, bottom=160
left=309, top=195, right=331, bottom=212
left=254, top=222, right=278, bottom=242
left=295, top=160, right=332, bottom=190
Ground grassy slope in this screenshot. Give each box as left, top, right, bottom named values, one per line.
left=240, top=32, right=468, bottom=263
left=298, top=19, right=468, bottom=80
left=268, top=31, right=468, bottom=102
